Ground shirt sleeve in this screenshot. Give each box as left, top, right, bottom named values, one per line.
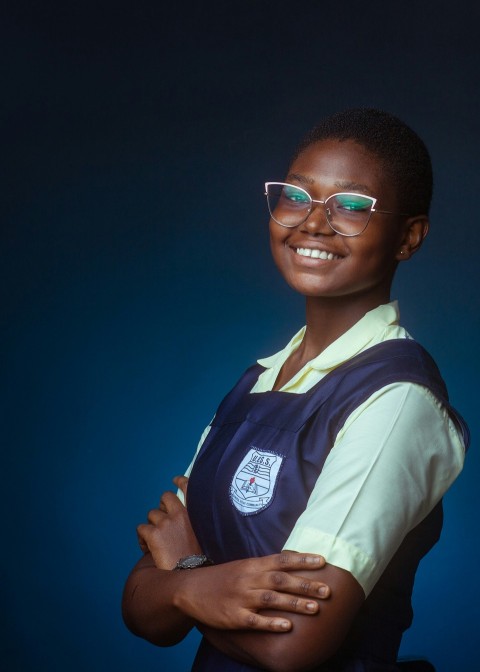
left=282, top=382, right=465, bottom=596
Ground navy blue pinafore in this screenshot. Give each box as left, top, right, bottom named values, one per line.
left=187, top=340, right=469, bottom=671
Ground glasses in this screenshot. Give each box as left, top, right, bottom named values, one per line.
left=265, top=182, right=408, bottom=237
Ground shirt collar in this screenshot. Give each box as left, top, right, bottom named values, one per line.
left=257, top=301, right=400, bottom=374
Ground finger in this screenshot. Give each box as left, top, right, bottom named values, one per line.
left=267, top=570, right=330, bottom=599
left=240, top=609, right=292, bottom=632
left=136, top=523, right=154, bottom=552
left=173, top=475, right=189, bottom=497
left=137, top=523, right=168, bottom=553
left=275, top=550, right=326, bottom=569
left=147, top=508, right=165, bottom=525
left=173, top=476, right=188, bottom=507
left=158, top=490, right=185, bottom=513
left=254, top=589, right=320, bottom=614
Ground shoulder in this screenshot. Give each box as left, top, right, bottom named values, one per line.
left=338, top=381, right=465, bottom=468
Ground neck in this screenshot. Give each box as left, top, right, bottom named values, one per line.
left=271, top=288, right=392, bottom=392
left=298, top=291, right=391, bottom=362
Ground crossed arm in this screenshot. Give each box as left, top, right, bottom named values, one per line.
left=122, top=478, right=364, bottom=671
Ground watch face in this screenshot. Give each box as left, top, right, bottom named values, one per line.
left=176, top=554, right=211, bottom=570
left=182, top=556, right=206, bottom=569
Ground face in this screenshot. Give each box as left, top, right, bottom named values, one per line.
left=269, top=138, right=409, bottom=305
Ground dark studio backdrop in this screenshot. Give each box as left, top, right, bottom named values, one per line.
left=2, top=2, right=479, bottom=671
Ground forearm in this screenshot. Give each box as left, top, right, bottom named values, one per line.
left=200, top=623, right=319, bottom=672
left=199, top=565, right=364, bottom=672
left=200, top=615, right=333, bottom=672
left=122, top=554, right=195, bottom=646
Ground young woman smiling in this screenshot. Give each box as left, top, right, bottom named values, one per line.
left=123, top=109, right=469, bottom=672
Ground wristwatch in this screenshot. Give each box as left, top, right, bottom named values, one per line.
left=174, top=554, right=215, bottom=570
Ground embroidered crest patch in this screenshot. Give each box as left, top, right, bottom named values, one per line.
left=230, top=448, right=284, bottom=514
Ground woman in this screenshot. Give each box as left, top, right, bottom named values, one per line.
left=122, top=109, right=469, bottom=671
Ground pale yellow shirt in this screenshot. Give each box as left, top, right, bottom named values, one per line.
left=184, top=302, right=465, bottom=595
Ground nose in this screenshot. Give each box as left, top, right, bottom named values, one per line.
left=301, top=203, right=335, bottom=236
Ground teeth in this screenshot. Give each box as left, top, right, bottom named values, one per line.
left=296, top=248, right=339, bottom=260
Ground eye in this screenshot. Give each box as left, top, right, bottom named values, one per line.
left=333, top=193, right=372, bottom=212
left=283, top=185, right=311, bottom=204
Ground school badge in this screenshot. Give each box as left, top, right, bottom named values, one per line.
left=230, top=448, right=284, bottom=515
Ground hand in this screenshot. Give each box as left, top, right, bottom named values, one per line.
left=175, top=551, right=331, bottom=632
left=137, top=489, right=202, bottom=570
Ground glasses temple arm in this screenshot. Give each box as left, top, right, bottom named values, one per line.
left=373, top=207, right=411, bottom=217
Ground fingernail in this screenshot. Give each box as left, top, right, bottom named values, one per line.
left=279, top=620, right=290, bottom=630
left=306, top=601, right=317, bottom=611
left=306, top=555, right=322, bottom=564
left=318, top=586, right=329, bottom=597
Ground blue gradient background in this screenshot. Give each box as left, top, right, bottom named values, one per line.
left=2, top=2, right=478, bottom=671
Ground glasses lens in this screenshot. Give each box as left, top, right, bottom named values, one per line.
left=266, top=183, right=311, bottom=227
left=326, top=193, right=373, bottom=236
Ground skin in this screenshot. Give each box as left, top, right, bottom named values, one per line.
left=123, top=480, right=332, bottom=647
left=123, top=139, right=429, bottom=670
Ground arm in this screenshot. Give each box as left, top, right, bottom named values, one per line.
left=122, top=553, right=195, bottom=646
left=122, top=482, right=203, bottom=645
left=127, top=522, right=362, bottom=669
left=132, top=488, right=362, bottom=669
left=199, top=563, right=364, bottom=672
left=123, top=551, right=335, bottom=649
left=122, top=487, right=332, bottom=648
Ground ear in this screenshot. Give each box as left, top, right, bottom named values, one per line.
left=396, top=215, right=429, bottom=261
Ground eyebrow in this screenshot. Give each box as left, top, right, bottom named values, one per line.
left=286, top=173, right=314, bottom=186
left=286, top=173, right=373, bottom=195
left=334, top=180, right=372, bottom=194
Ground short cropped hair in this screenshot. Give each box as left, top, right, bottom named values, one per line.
left=293, top=109, right=433, bottom=216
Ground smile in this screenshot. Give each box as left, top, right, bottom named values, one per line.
left=295, top=247, right=342, bottom=261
